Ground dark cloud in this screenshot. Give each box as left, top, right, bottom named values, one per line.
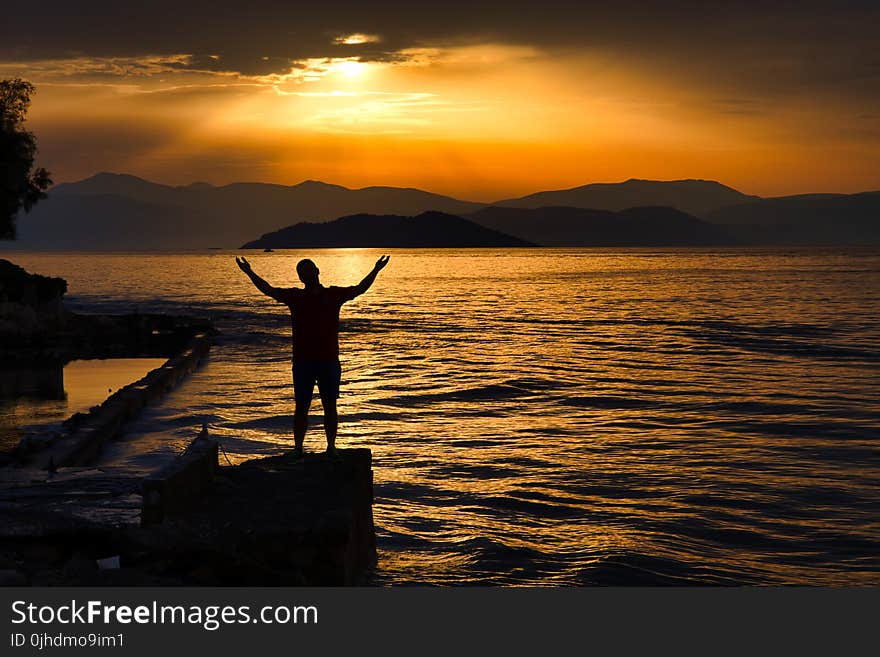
left=3, top=2, right=878, bottom=86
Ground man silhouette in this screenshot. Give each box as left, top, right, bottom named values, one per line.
left=236, top=255, right=390, bottom=457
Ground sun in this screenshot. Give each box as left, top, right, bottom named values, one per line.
left=335, top=59, right=366, bottom=77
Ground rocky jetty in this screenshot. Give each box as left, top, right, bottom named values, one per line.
left=2, top=306, right=213, bottom=364
left=0, top=436, right=377, bottom=586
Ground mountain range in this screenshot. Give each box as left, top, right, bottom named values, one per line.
left=705, top=191, right=880, bottom=245
left=495, top=179, right=760, bottom=217
left=5, top=172, right=878, bottom=249
left=11, top=173, right=483, bottom=250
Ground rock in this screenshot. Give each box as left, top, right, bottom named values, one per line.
left=0, top=431, right=375, bottom=586
left=129, top=448, right=377, bottom=585
left=141, top=426, right=218, bottom=526
left=0, top=569, right=28, bottom=586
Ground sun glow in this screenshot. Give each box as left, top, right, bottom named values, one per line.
left=335, top=59, right=366, bottom=77
left=14, top=38, right=880, bottom=199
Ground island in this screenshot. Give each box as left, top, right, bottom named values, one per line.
left=241, top=211, right=535, bottom=248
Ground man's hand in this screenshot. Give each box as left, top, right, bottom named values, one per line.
left=374, top=255, right=390, bottom=272
left=236, top=257, right=283, bottom=300
left=352, top=255, right=390, bottom=298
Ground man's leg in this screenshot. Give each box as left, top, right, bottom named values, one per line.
left=317, top=360, right=342, bottom=455
left=293, top=400, right=310, bottom=451
left=321, top=398, right=338, bottom=453
left=292, top=362, right=316, bottom=453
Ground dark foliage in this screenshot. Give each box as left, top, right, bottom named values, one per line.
left=1, top=79, right=52, bottom=239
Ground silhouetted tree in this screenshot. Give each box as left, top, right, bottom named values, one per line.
left=1, top=78, right=51, bottom=239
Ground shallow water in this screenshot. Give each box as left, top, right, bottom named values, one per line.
left=3, top=247, right=879, bottom=585
left=0, top=358, right=167, bottom=451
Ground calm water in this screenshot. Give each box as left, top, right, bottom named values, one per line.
left=0, top=358, right=167, bottom=451
left=3, top=248, right=879, bottom=585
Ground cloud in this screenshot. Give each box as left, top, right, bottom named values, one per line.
left=2, top=42, right=545, bottom=97
left=334, top=34, right=382, bottom=46
left=2, top=2, right=878, bottom=105
left=0, top=54, right=205, bottom=79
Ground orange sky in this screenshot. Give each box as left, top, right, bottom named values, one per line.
left=6, top=35, right=880, bottom=201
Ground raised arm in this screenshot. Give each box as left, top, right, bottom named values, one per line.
left=235, top=257, right=284, bottom=300
left=352, top=255, right=390, bottom=297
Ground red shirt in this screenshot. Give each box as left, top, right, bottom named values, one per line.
left=273, top=286, right=358, bottom=362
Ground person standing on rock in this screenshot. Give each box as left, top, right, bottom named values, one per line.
left=235, top=255, right=390, bottom=457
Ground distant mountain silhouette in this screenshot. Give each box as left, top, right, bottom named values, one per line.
left=494, top=179, right=759, bottom=217
left=10, top=194, right=216, bottom=250
left=469, top=206, right=735, bottom=246
left=8, top=172, right=877, bottom=249
left=706, top=191, right=880, bottom=244
left=14, top=173, right=485, bottom=250
left=241, top=212, right=535, bottom=248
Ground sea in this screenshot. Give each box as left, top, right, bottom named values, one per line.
left=2, top=247, right=878, bottom=585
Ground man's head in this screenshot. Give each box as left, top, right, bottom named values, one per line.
left=296, top=258, right=320, bottom=286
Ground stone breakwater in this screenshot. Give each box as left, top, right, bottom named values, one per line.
left=10, top=330, right=212, bottom=469
left=0, top=312, right=214, bottom=466
left=1, top=310, right=215, bottom=364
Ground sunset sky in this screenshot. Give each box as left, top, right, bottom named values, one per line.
left=2, top=1, right=878, bottom=200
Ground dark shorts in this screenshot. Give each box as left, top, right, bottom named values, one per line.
left=292, top=360, right=341, bottom=406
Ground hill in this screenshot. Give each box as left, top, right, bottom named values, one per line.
left=705, top=191, right=880, bottom=244
left=468, top=205, right=735, bottom=246
left=241, top=212, right=535, bottom=248
left=493, top=179, right=758, bottom=217
left=11, top=194, right=215, bottom=250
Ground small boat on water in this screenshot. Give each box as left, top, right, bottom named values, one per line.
left=263, top=248, right=274, bottom=252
